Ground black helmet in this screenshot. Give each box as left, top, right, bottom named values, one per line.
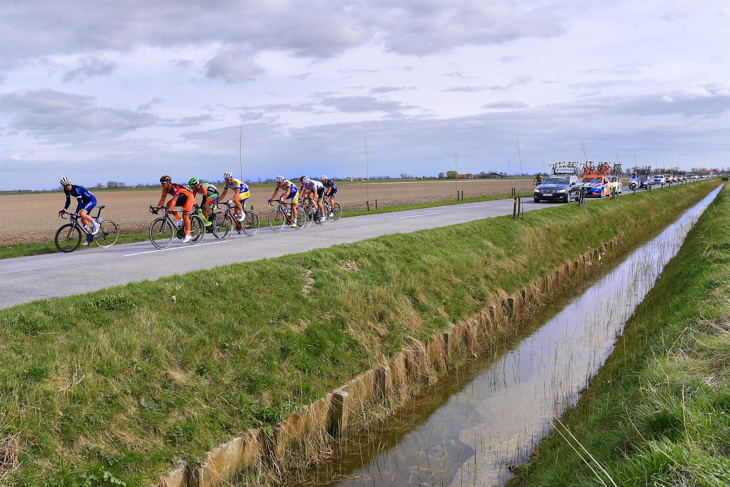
left=160, top=175, right=172, bottom=183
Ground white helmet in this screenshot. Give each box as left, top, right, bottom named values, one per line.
left=276, top=175, right=285, bottom=182
left=321, top=175, right=328, bottom=180
left=223, top=171, right=233, bottom=179
left=60, top=177, right=71, bottom=186
left=302, top=176, right=310, bottom=184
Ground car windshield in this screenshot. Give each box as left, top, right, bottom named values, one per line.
left=582, top=176, right=603, bottom=183
left=544, top=177, right=569, bottom=184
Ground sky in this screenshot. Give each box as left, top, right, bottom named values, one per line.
left=1, top=0, right=729, bottom=191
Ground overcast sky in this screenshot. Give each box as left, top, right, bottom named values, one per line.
left=1, top=0, right=729, bottom=190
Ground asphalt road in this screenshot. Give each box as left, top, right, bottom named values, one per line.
left=0, top=196, right=590, bottom=310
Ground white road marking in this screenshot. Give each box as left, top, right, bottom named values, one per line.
left=124, top=239, right=228, bottom=256
left=398, top=212, right=441, bottom=219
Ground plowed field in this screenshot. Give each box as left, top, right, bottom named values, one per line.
left=1, top=179, right=520, bottom=244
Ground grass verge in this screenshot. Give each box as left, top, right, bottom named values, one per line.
left=0, top=181, right=719, bottom=485
left=508, top=183, right=730, bottom=486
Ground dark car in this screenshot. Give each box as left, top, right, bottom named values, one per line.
left=533, top=175, right=580, bottom=203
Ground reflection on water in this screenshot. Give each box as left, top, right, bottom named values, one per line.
left=290, top=187, right=721, bottom=487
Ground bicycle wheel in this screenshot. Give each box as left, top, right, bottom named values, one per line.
left=243, top=211, right=259, bottom=236
left=296, top=204, right=310, bottom=229
left=149, top=218, right=173, bottom=249
left=95, top=220, right=119, bottom=248
left=189, top=215, right=205, bottom=244
left=55, top=223, right=82, bottom=252
left=213, top=212, right=233, bottom=240
left=269, top=207, right=286, bottom=233
left=331, top=202, right=342, bottom=221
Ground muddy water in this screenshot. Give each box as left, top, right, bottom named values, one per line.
left=289, top=186, right=722, bottom=487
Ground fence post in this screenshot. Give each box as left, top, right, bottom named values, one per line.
left=375, top=199, right=378, bottom=210
left=366, top=201, right=370, bottom=211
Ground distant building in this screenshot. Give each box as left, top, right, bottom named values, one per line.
left=457, top=173, right=473, bottom=179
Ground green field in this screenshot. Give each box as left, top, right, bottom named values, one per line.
left=0, top=181, right=719, bottom=485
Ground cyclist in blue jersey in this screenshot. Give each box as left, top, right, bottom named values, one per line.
left=218, top=171, right=251, bottom=222
left=59, top=177, right=99, bottom=241
left=269, top=175, right=299, bottom=228
left=321, top=175, right=337, bottom=218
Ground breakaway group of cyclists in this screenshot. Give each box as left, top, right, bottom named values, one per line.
left=57, top=172, right=339, bottom=245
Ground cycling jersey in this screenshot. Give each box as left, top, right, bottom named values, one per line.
left=64, top=185, right=97, bottom=214
left=193, top=182, right=219, bottom=198
left=225, top=179, right=251, bottom=200
left=162, top=183, right=194, bottom=213
left=323, top=180, right=338, bottom=197
left=277, top=180, right=299, bottom=203
left=304, top=180, right=325, bottom=199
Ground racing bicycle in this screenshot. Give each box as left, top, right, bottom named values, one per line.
left=55, top=206, right=119, bottom=253
left=323, top=199, right=341, bottom=221
left=212, top=201, right=260, bottom=239
left=301, top=196, right=326, bottom=226
left=267, top=199, right=309, bottom=232
left=148, top=205, right=205, bottom=249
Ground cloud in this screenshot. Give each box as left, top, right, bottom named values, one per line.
left=444, top=86, right=488, bottom=93
left=370, top=86, right=414, bottom=94
left=0, top=89, right=158, bottom=136
left=0, top=0, right=563, bottom=69
left=482, top=100, right=529, bottom=110
left=321, top=96, right=414, bottom=114
left=205, top=47, right=264, bottom=83
left=489, top=75, right=533, bottom=92
left=61, top=56, right=117, bottom=82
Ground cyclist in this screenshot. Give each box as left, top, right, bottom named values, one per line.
left=269, top=175, right=298, bottom=228
left=218, top=171, right=250, bottom=222
left=300, top=176, right=325, bottom=223
left=321, top=175, right=337, bottom=218
left=533, top=174, right=543, bottom=187
left=188, top=177, right=219, bottom=227
left=153, top=175, right=193, bottom=243
left=59, top=177, right=99, bottom=245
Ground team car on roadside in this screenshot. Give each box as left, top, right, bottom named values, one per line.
left=533, top=174, right=581, bottom=203
left=652, top=175, right=666, bottom=185
left=638, top=176, right=653, bottom=189
left=580, top=174, right=610, bottom=197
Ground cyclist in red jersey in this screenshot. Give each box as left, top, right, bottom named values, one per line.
left=153, top=175, right=194, bottom=243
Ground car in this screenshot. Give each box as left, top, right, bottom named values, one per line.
left=608, top=175, right=623, bottom=194
left=638, top=177, right=653, bottom=189
left=580, top=175, right=610, bottom=198
left=533, top=174, right=580, bottom=203
left=652, top=176, right=666, bottom=185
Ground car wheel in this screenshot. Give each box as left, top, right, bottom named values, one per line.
left=534, top=197, right=540, bottom=203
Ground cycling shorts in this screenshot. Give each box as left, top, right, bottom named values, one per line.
left=314, top=187, right=325, bottom=200
left=325, top=188, right=337, bottom=197
left=284, top=190, right=299, bottom=205
left=238, top=190, right=251, bottom=201
left=76, top=196, right=97, bottom=215
left=174, top=194, right=194, bottom=213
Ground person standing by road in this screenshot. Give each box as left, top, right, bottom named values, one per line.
left=154, top=175, right=193, bottom=243
left=59, top=177, right=99, bottom=242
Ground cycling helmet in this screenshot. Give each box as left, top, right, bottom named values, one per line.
left=299, top=175, right=307, bottom=182
left=302, top=176, right=310, bottom=184
left=223, top=171, right=233, bottom=180
left=321, top=175, right=328, bottom=181
left=60, top=177, right=71, bottom=186
left=188, top=177, right=200, bottom=186
left=276, top=175, right=285, bottom=182
left=160, top=175, right=172, bottom=183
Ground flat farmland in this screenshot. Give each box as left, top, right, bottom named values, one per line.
left=1, top=179, right=520, bottom=245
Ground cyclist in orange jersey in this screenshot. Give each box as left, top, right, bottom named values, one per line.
left=154, top=175, right=194, bottom=243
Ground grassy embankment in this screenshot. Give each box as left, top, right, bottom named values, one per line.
left=0, top=181, right=718, bottom=486
left=0, top=191, right=532, bottom=261
left=509, top=184, right=730, bottom=486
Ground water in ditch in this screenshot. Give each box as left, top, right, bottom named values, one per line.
left=290, top=186, right=721, bottom=487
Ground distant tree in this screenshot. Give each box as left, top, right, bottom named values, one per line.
left=438, top=172, right=445, bottom=179
left=446, top=170, right=458, bottom=179
left=107, top=181, right=118, bottom=189
left=96, top=183, right=104, bottom=189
